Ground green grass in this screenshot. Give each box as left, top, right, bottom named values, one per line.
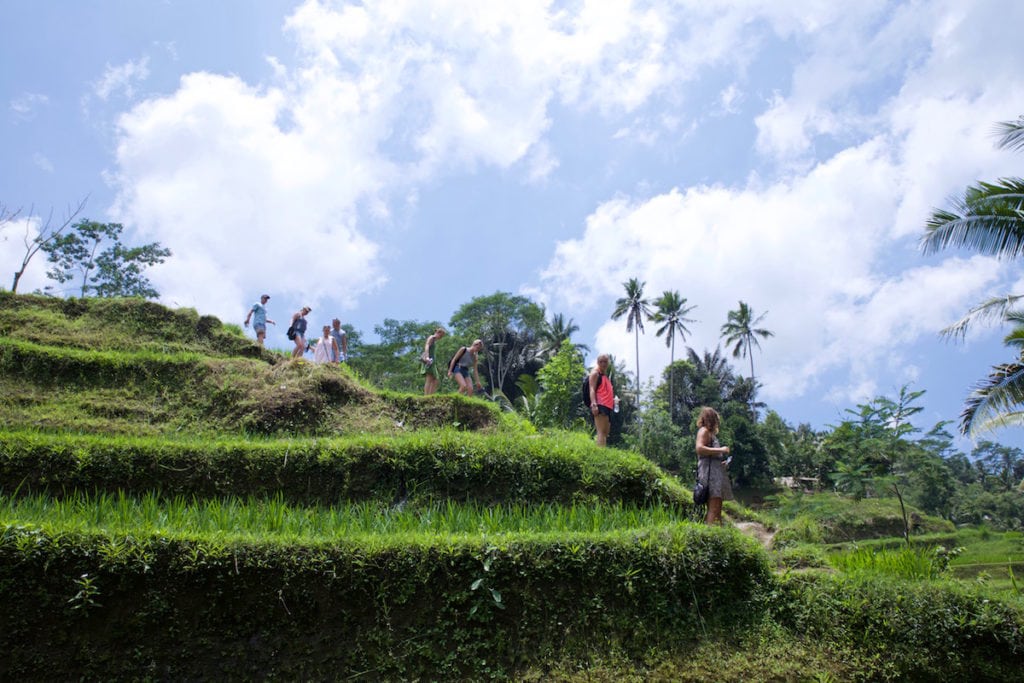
left=827, top=545, right=951, bottom=580
left=764, top=491, right=953, bottom=544
left=0, top=491, right=691, bottom=542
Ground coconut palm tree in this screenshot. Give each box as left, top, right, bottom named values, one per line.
left=921, top=115, right=1024, bottom=339
left=958, top=311, right=1024, bottom=435
left=921, top=114, right=1024, bottom=434
left=611, top=278, right=652, bottom=391
left=652, top=290, right=696, bottom=415
left=540, top=312, right=588, bottom=359
left=720, top=301, right=773, bottom=384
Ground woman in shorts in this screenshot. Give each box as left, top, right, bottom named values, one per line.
left=447, top=338, right=484, bottom=397
left=289, top=307, right=310, bottom=358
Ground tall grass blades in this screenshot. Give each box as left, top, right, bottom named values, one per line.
left=0, top=491, right=689, bottom=543
left=828, top=545, right=949, bottom=581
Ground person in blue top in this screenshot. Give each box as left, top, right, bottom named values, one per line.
left=330, top=318, right=348, bottom=363
left=243, top=294, right=275, bottom=347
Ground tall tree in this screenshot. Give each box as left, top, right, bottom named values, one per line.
left=921, top=115, right=1024, bottom=434
left=535, top=339, right=588, bottom=429
left=42, top=220, right=171, bottom=298
left=720, top=301, right=773, bottom=384
left=610, top=277, right=652, bottom=392
left=652, top=290, right=695, bottom=418
left=5, top=197, right=87, bottom=293
left=347, top=318, right=445, bottom=393
left=540, top=312, right=588, bottom=359
left=449, top=292, right=545, bottom=397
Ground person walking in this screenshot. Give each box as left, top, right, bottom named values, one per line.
left=312, top=325, right=338, bottom=365
left=330, top=318, right=348, bottom=363
left=288, top=306, right=311, bottom=358
left=695, top=406, right=733, bottom=525
left=243, top=294, right=275, bottom=347
left=420, top=327, right=446, bottom=395
left=447, top=338, right=484, bottom=397
left=588, top=354, right=617, bottom=446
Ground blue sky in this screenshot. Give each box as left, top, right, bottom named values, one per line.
left=3, top=0, right=1024, bottom=448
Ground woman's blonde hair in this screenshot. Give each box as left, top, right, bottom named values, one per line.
left=697, top=406, right=720, bottom=433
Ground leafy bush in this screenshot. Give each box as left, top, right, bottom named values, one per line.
left=0, top=523, right=768, bottom=680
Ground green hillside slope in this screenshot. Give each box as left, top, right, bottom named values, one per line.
left=1, top=293, right=1022, bottom=681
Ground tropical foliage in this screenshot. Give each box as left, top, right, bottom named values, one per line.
left=720, top=300, right=773, bottom=384
left=921, top=114, right=1024, bottom=435
left=611, top=277, right=652, bottom=391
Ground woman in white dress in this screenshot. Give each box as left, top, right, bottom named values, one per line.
left=312, top=325, right=338, bottom=365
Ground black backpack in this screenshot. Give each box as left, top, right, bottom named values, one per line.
left=448, top=346, right=467, bottom=370
left=581, top=372, right=603, bottom=407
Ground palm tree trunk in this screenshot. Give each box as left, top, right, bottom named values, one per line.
left=634, top=327, right=640, bottom=394
left=669, top=335, right=675, bottom=419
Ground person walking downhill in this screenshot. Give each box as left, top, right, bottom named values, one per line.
left=421, top=327, right=446, bottom=395
left=312, top=325, right=338, bottom=365
left=695, top=406, right=733, bottom=525
left=588, top=354, right=617, bottom=447
left=447, top=338, right=484, bottom=397
left=288, top=306, right=311, bottom=359
left=330, top=318, right=348, bottom=364
left=243, top=294, right=275, bottom=347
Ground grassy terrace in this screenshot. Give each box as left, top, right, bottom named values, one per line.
left=2, top=294, right=1024, bottom=680
left=0, top=493, right=691, bottom=540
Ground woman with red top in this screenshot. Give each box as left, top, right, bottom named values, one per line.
left=588, top=354, right=617, bottom=447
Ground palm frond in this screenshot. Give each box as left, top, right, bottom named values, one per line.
left=940, top=294, right=1024, bottom=340
left=961, top=361, right=1024, bottom=436
left=921, top=178, right=1024, bottom=257
left=995, top=116, right=1024, bottom=153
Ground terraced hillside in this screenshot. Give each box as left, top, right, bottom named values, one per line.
left=1, top=293, right=1022, bottom=681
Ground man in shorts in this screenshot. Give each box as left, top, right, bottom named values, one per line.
left=330, top=318, right=348, bottom=363
left=244, top=294, right=275, bottom=347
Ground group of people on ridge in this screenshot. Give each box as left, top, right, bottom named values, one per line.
left=246, top=295, right=731, bottom=524
left=244, top=295, right=348, bottom=364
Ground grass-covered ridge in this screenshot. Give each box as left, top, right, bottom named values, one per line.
left=0, top=429, right=688, bottom=506
left=0, top=294, right=508, bottom=436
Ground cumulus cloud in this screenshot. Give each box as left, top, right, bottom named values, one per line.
left=107, top=0, right=775, bottom=322
left=537, top=0, right=1024, bottom=411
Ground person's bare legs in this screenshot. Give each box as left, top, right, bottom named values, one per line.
left=594, top=412, right=610, bottom=446
left=454, top=371, right=473, bottom=396
left=424, top=373, right=440, bottom=395
left=292, top=335, right=305, bottom=358
left=706, top=497, right=723, bottom=525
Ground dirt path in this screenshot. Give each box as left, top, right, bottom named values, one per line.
left=734, top=521, right=776, bottom=549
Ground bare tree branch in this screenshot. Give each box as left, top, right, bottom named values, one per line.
left=9, top=196, right=88, bottom=293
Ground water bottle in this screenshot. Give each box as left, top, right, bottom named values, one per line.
left=613, top=396, right=620, bottom=413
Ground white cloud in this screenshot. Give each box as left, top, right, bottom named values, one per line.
left=536, top=0, right=1024, bottom=413
left=107, top=0, right=779, bottom=322
left=94, top=57, right=151, bottom=101
left=32, top=153, right=54, bottom=173
left=10, top=92, right=48, bottom=120
left=540, top=132, right=1006, bottom=402
left=0, top=216, right=49, bottom=294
